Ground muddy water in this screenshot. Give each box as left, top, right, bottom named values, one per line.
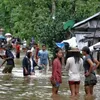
left=0, top=53, right=100, bottom=100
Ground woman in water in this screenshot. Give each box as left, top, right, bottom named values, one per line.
left=82, top=46, right=100, bottom=96
left=22, top=50, right=37, bottom=76
left=65, top=49, right=83, bottom=97
left=50, top=48, right=63, bottom=95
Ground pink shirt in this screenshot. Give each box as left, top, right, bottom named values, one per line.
left=51, top=58, right=62, bottom=83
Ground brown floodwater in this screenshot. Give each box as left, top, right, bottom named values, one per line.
left=0, top=52, right=100, bottom=100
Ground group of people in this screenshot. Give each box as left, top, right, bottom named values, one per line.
left=22, top=43, right=49, bottom=76
left=0, top=42, right=100, bottom=98
left=50, top=46, right=100, bottom=97
left=0, top=43, right=49, bottom=76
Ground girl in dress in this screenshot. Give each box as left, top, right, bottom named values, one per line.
left=50, top=48, right=63, bottom=95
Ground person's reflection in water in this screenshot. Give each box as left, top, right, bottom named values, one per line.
left=52, top=94, right=61, bottom=100
left=3, top=74, right=13, bottom=81
left=52, top=95, right=79, bottom=100
left=84, top=95, right=95, bottom=100
left=69, top=95, right=79, bottom=100
left=23, top=77, right=34, bottom=85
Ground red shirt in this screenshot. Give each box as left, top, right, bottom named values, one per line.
left=36, top=47, right=39, bottom=59
left=16, top=44, right=20, bottom=53
left=51, top=58, right=62, bottom=83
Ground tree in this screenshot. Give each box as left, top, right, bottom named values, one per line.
left=0, top=0, right=100, bottom=49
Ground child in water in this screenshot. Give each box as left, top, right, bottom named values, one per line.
left=50, top=48, right=63, bottom=95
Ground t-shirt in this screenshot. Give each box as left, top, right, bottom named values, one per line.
left=38, top=50, right=48, bottom=65
left=83, top=55, right=93, bottom=73
left=66, top=57, right=83, bottom=81
left=16, top=44, right=20, bottom=53
left=5, top=50, right=14, bottom=66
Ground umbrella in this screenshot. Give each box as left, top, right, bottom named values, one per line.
left=63, top=20, right=75, bottom=37
left=63, top=20, right=75, bottom=30
left=56, top=43, right=65, bottom=49
left=0, top=35, right=6, bottom=39
left=5, top=33, right=12, bottom=36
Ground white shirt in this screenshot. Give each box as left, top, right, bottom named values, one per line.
left=30, top=58, right=33, bottom=72
left=31, top=47, right=36, bottom=59
left=65, top=57, right=83, bottom=81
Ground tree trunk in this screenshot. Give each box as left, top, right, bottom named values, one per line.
left=52, top=0, right=56, bottom=19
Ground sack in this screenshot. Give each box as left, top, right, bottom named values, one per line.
left=85, top=72, right=97, bottom=86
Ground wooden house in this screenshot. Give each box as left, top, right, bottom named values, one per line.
left=73, top=12, right=100, bottom=49
left=73, top=12, right=100, bottom=60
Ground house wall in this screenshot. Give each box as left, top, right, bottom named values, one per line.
left=75, top=34, right=88, bottom=50
left=74, top=18, right=100, bottom=49
left=73, top=15, right=100, bottom=60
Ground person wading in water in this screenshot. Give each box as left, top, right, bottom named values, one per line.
left=0, top=45, right=15, bottom=73
left=82, top=46, right=100, bottom=96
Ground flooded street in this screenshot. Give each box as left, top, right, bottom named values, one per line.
left=0, top=52, right=100, bottom=100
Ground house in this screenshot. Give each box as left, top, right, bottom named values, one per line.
left=73, top=12, right=100, bottom=60
left=73, top=12, right=100, bottom=50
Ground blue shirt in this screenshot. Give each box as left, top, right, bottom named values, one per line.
left=38, top=50, right=49, bottom=65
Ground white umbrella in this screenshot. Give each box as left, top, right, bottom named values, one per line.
left=5, top=33, right=12, bottom=36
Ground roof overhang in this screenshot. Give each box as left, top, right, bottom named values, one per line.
left=73, top=12, right=100, bottom=28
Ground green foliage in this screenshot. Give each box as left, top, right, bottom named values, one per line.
left=0, top=0, right=100, bottom=49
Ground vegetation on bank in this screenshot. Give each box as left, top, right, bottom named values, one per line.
left=0, top=0, right=100, bottom=49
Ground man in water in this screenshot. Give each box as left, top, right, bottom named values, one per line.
left=0, top=45, right=15, bottom=73
left=38, top=44, right=49, bottom=74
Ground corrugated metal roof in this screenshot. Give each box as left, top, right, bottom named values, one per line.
left=73, top=12, right=100, bottom=28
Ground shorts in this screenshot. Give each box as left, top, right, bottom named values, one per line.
left=2, top=65, right=14, bottom=73
left=69, top=81, right=80, bottom=85
left=55, top=82, right=60, bottom=87
left=85, top=73, right=97, bottom=86
left=51, top=80, right=60, bottom=87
